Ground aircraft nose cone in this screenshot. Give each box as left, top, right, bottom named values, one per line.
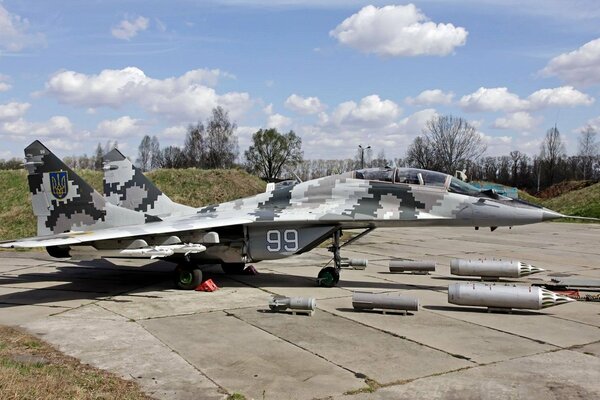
left=541, top=208, right=564, bottom=221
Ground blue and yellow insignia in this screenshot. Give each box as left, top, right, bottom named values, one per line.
left=49, top=171, right=68, bottom=200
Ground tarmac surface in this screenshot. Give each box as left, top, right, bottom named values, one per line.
left=1, top=222, right=599, bottom=399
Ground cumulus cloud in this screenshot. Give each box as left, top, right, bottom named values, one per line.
left=329, top=95, right=402, bottom=127
left=0, top=4, right=43, bottom=51
left=492, top=111, right=539, bottom=131
left=0, top=116, right=73, bottom=139
left=43, top=67, right=252, bottom=121
left=284, top=94, right=325, bottom=114
left=459, top=87, right=528, bottom=112
left=96, top=116, right=145, bottom=138
left=460, top=86, right=594, bottom=112
left=406, top=89, right=454, bottom=106
left=527, top=86, right=594, bottom=108
left=330, top=4, right=468, bottom=57
left=0, top=102, right=30, bottom=120
left=540, top=37, right=600, bottom=86
left=111, top=16, right=149, bottom=40
left=267, top=113, right=292, bottom=130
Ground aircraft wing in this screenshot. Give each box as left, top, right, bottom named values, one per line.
left=0, top=214, right=253, bottom=248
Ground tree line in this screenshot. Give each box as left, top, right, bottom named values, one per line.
left=1, top=110, right=598, bottom=194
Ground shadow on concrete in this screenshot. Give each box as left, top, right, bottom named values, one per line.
left=424, top=305, right=545, bottom=315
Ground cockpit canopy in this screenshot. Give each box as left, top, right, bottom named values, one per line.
left=349, top=167, right=481, bottom=196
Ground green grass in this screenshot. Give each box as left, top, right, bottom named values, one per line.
left=0, top=168, right=265, bottom=241
left=0, top=325, right=151, bottom=400
left=542, top=182, right=600, bottom=219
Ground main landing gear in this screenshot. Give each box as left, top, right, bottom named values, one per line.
left=173, top=262, right=203, bottom=290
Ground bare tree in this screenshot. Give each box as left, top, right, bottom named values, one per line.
left=578, top=125, right=598, bottom=180
left=184, top=122, right=204, bottom=168
left=94, top=142, right=103, bottom=170
left=406, top=136, right=436, bottom=170
left=509, top=150, right=523, bottom=186
left=423, top=115, right=486, bottom=174
left=245, top=128, right=303, bottom=181
left=136, top=135, right=152, bottom=172
left=162, top=146, right=186, bottom=168
left=150, top=136, right=162, bottom=169
left=540, top=126, right=566, bottom=186
left=204, top=106, right=239, bottom=169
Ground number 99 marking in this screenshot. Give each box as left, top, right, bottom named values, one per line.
left=266, top=229, right=298, bottom=253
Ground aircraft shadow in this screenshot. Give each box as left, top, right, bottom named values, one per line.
left=0, top=259, right=449, bottom=308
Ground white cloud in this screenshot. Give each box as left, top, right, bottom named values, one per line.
left=0, top=102, right=30, bottom=120
left=0, top=74, right=11, bottom=92
left=0, top=116, right=73, bottom=139
left=406, top=89, right=454, bottom=106
left=459, top=87, right=528, bottom=112
left=43, top=67, right=252, bottom=121
left=330, top=4, right=468, bottom=57
left=96, top=116, right=145, bottom=138
left=111, top=16, right=149, bottom=40
left=459, top=86, right=593, bottom=112
left=267, top=113, right=291, bottom=130
left=527, top=86, right=594, bottom=108
left=492, top=111, right=539, bottom=131
left=162, top=125, right=187, bottom=140
left=0, top=4, right=43, bottom=51
left=397, top=108, right=438, bottom=135
left=44, top=138, right=81, bottom=152
left=284, top=94, right=325, bottom=114
left=540, top=37, right=600, bottom=86
left=576, top=116, right=600, bottom=133
left=329, top=95, right=401, bottom=127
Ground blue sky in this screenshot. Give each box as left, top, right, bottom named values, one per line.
left=1, top=0, right=600, bottom=161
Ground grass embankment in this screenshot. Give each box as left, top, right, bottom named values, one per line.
left=0, top=168, right=265, bottom=241
left=541, top=182, right=600, bottom=219
left=0, top=326, right=150, bottom=400
left=518, top=181, right=600, bottom=220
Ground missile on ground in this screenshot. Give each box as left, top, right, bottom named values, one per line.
left=450, top=259, right=544, bottom=279
left=352, top=292, right=419, bottom=313
left=448, top=282, right=575, bottom=311
left=389, top=260, right=436, bottom=274
left=340, top=258, right=368, bottom=270
left=269, top=295, right=316, bottom=313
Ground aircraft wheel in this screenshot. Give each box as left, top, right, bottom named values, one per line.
left=221, top=262, right=246, bottom=275
left=317, top=267, right=340, bottom=287
left=174, top=264, right=202, bottom=290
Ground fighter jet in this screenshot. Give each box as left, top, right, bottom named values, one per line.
left=0, top=140, right=578, bottom=289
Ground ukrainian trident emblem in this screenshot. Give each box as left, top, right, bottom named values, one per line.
left=49, top=171, right=68, bottom=200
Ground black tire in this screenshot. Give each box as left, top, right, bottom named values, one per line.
left=221, top=262, right=246, bottom=275
left=173, top=264, right=203, bottom=290
left=317, top=267, right=340, bottom=287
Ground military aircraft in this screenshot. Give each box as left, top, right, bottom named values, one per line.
left=0, top=140, right=576, bottom=289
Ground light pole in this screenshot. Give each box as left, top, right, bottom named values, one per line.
left=358, top=145, right=371, bottom=169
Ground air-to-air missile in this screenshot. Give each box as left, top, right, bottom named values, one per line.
left=448, top=282, right=575, bottom=311
left=389, top=260, right=436, bottom=274
left=450, top=259, right=544, bottom=280
left=269, top=295, right=316, bottom=315
left=120, top=243, right=207, bottom=259
left=352, top=292, right=419, bottom=314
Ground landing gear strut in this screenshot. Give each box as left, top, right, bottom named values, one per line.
left=317, top=230, right=342, bottom=287
left=173, top=262, right=202, bottom=290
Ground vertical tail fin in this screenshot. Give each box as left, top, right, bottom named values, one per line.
left=24, top=141, right=148, bottom=235
left=103, top=149, right=194, bottom=217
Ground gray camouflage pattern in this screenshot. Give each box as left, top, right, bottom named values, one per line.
left=1, top=141, right=564, bottom=266
left=103, top=148, right=194, bottom=217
